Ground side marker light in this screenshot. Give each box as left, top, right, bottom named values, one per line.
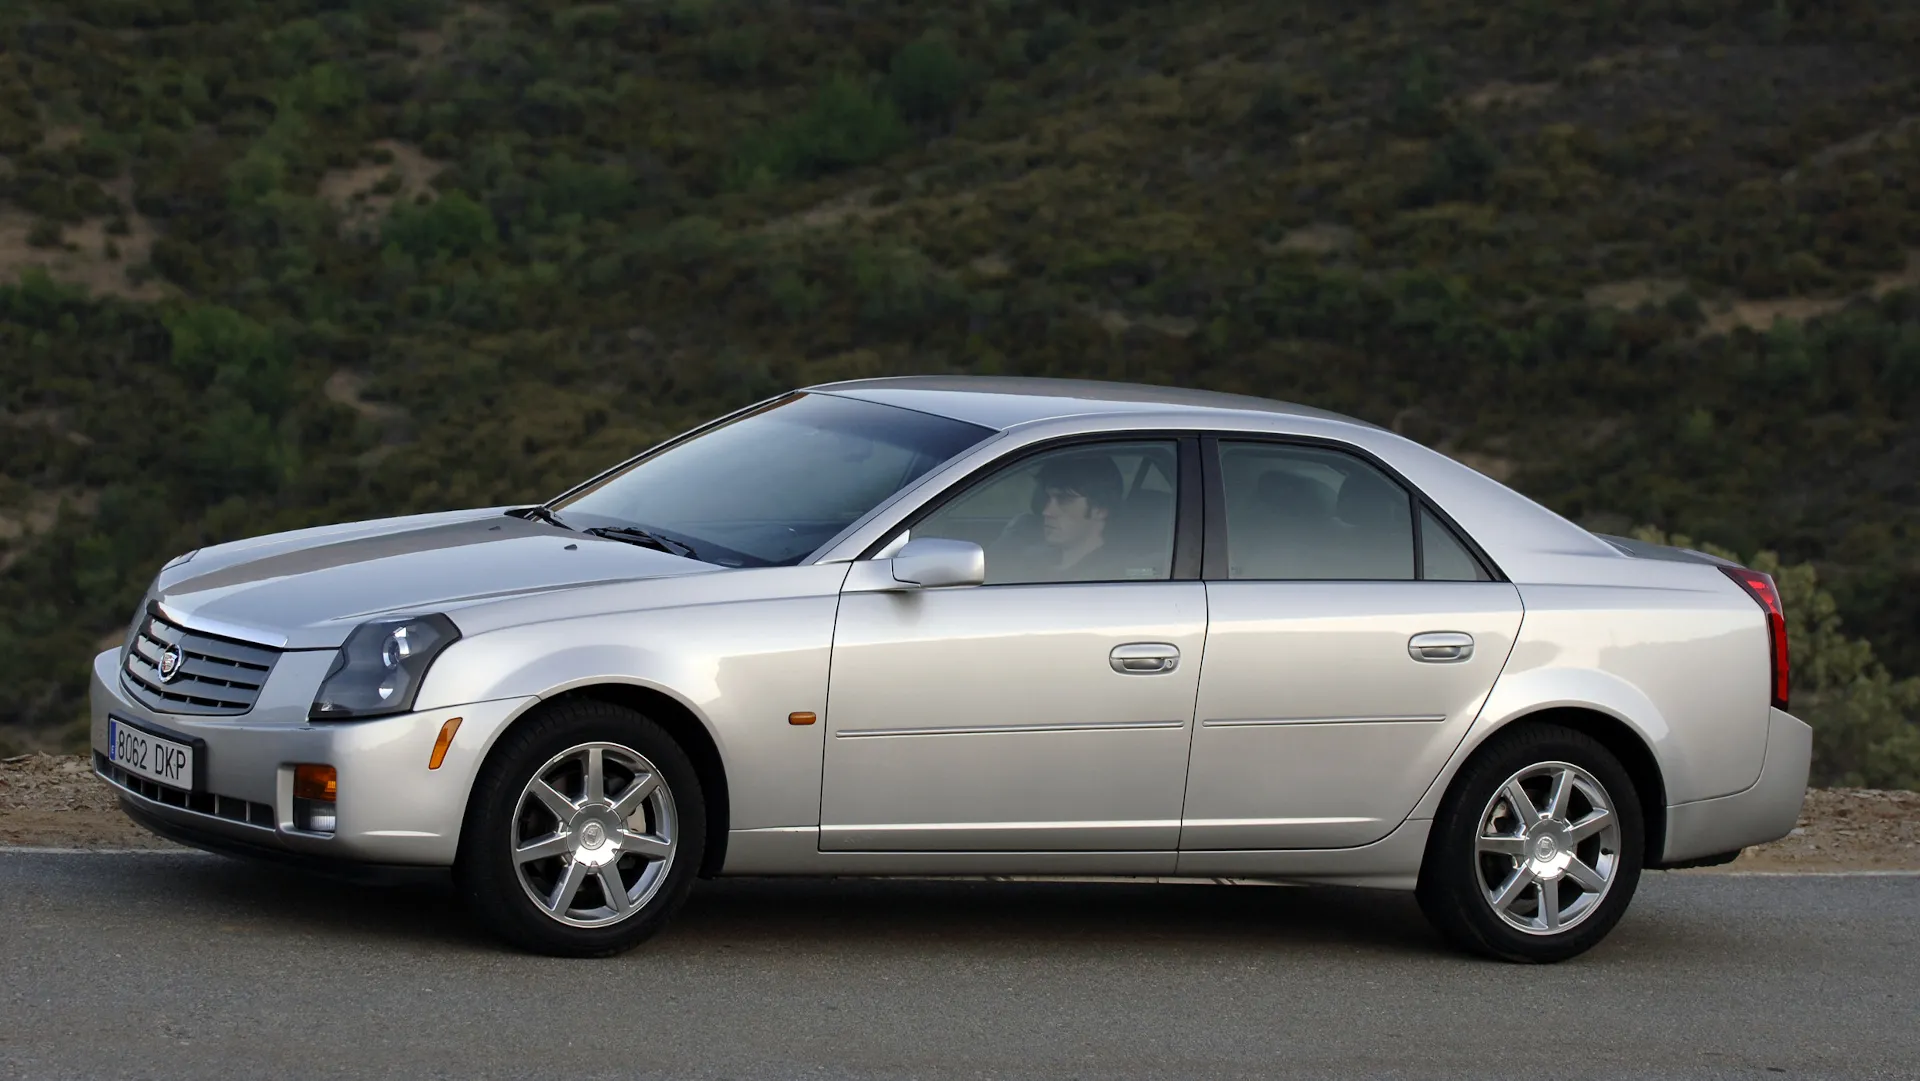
left=429, top=717, right=463, bottom=770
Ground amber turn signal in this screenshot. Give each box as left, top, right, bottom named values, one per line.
left=428, top=717, right=463, bottom=770
left=788, top=711, right=817, bottom=726
left=293, top=763, right=337, bottom=801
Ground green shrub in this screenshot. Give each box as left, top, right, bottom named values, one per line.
left=1406, top=126, right=1500, bottom=205
left=887, top=38, right=970, bottom=123
left=383, top=192, right=498, bottom=260
left=163, top=303, right=293, bottom=416
left=285, top=63, right=365, bottom=115
left=178, top=403, right=298, bottom=501
left=728, top=75, right=908, bottom=187
left=226, top=147, right=288, bottom=207
left=539, top=157, right=636, bottom=221
left=1025, top=14, right=1077, bottom=65
left=553, top=3, right=623, bottom=38
left=1391, top=51, right=1446, bottom=136
left=765, top=265, right=824, bottom=321
left=702, top=27, right=767, bottom=80
left=849, top=243, right=966, bottom=333
left=1247, top=77, right=1302, bottom=133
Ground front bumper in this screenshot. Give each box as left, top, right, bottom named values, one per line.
left=1660, top=707, right=1812, bottom=866
left=88, top=648, right=535, bottom=866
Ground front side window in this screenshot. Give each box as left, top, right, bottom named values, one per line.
left=557, top=393, right=990, bottom=567
left=1218, top=441, right=1415, bottom=580
left=907, top=441, right=1179, bottom=584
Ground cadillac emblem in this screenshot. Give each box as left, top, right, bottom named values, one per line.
left=157, top=643, right=185, bottom=683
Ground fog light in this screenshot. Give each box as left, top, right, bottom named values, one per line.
left=293, top=764, right=338, bottom=834
left=297, top=801, right=337, bottom=834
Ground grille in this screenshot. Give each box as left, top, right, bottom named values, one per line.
left=123, top=608, right=280, bottom=716
left=94, top=752, right=276, bottom=829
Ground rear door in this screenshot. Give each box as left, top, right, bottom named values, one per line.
left=1180, top=438, right=1523, bottom=851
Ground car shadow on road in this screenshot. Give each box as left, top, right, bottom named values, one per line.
left=136, top=854, right=1450, bottom=959
left=677, top=876, right=1449, bottom=958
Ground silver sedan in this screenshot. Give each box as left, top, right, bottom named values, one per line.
left=91, top=377, right=1809, bottom=961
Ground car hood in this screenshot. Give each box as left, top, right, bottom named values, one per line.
left=155, top=507, right=718, bottom=649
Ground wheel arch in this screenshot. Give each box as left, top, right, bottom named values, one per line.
left=471, top=682, right=733, bottom=878
left=1428, top=706, right=1668, bottom=868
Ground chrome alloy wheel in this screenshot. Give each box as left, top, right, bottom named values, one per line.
left=1473, top=761, right=1622, bottom=936
left=510, top=742, right=678, bottom=928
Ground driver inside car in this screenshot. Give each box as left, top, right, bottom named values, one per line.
left=1021, top=453, right=1126, bottom=582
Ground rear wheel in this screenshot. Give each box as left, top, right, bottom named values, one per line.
left=1417, top=723, right=1643, bottom=963
left=456, top=700, right=705, bottom=957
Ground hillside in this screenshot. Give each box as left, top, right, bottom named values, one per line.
left=2, top=0, right=1918, bottom=773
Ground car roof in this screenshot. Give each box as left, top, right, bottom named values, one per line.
left=803, top=376, right=1380, bottom=433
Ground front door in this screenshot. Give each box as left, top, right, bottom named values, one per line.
left=1180, top=438, right=1524, bottom=850
left=820, top=438, right=1203, bottom=852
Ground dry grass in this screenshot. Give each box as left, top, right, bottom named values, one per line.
left=764, top=186, right=900, bottom=236
left=1266, top=222, right=1355, bottom=256
left=1460, top=80, right=1558, bottom=111
left=1584, top=278, right=1689, bottom=312
left=0, top=177, right=167, bottom=301
left=316, top=139, right=445, bottom=235
left=1588, top=252, right=1918, bottom=335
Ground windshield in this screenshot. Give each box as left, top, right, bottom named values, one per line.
left=553, top=393, right=992, bottom=567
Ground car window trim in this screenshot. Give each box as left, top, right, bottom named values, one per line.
left=1199, top=434, right=1506, bottom=583
left=855, top=431, right=1204, bottom=583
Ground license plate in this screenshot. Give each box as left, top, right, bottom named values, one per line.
left=107, top=718, right=195, bottom=791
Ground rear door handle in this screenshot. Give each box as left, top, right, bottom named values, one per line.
left=1409, top=632, right=1474, bottom=663
left=1110, top=643, right=1180, bottom=674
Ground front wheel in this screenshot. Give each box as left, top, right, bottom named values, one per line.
left=456, top=700, right=706, bottom=957
left=1417, top=723, right=1643, bottom=963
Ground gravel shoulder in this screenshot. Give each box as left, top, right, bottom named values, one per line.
left=4, top=753, right=1916, bottom=868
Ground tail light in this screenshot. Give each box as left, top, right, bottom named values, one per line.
left=1720, top=567, right=1789, bottom=710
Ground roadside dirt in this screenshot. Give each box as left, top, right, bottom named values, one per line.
left=3, top=754, right=1914, bottom=867
left=0, top=754, right=178, bottom=849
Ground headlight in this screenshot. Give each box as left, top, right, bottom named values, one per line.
left=309, top=614, right=461, bottom=720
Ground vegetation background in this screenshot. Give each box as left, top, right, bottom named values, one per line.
left=1, top=0, right=1916, bottom=787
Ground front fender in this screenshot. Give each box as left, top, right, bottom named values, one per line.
left=414, top=579, right=844, bottom=832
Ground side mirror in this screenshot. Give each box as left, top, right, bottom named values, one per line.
left=889, top=538, right=986, bottom=589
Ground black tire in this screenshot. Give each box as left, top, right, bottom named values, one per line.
left=1417, top=722, right=1644, bottom=963
left=456, top=699, right=706, bottom=957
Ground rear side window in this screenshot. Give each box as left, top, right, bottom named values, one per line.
left=1218, top=442, right=1414, bottom=580
left=1421, top=508, right=1490, bottom=581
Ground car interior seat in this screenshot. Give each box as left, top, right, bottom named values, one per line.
left=1328, top=467, right=1414, bottom=579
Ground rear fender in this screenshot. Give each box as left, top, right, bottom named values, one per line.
left=1409, top=664, right=1673, bottom=821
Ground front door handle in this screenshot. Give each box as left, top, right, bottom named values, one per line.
left=1110, top=643, right=1180, bottom=674
left=1409, top=631, right=1474, bottom=663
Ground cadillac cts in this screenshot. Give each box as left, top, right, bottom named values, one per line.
left=92, top=377, right=1810, bottom=961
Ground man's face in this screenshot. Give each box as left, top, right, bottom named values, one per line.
left=1041, top=485, right=1106, bottom=549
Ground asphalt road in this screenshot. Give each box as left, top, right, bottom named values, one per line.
left=1, top=852, right=1915, bottom=1081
